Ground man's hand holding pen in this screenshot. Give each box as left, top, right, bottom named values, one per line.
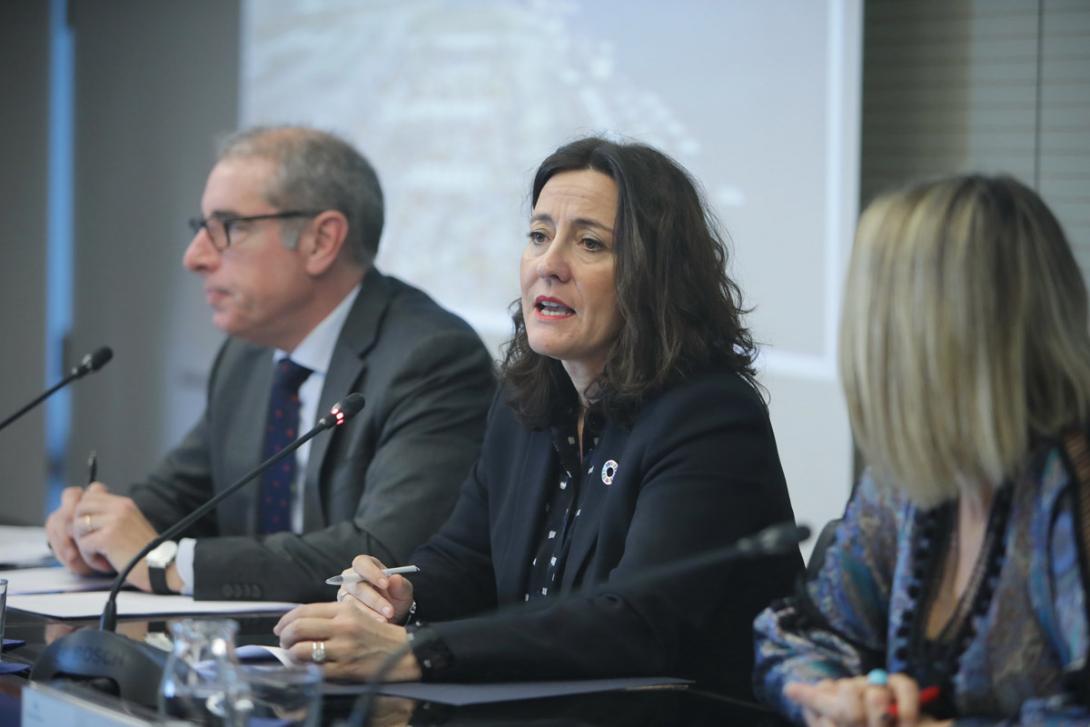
left=44, top=450, right=178, bottom=593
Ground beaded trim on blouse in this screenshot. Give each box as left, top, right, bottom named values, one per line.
left=894, top=483, right=1015, bottom=719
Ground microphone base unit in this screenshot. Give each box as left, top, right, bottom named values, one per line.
left=31, top=629, right=168, bottom=709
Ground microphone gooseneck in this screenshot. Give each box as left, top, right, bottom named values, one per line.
left=31, top=393, right=366, bottom=708
left=0, top=345, right=114, bottom=434
left=100, top=392, right=366, bottom=631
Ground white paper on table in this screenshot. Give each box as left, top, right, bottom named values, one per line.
left=0, top=566, right=114, bottom=595
left=236, top=643, right=296, bottom=666
left=0, top=525, right=53, bottom=567
left=7, top=590, right=298, bottom=620
left=194, top=645, right=297, bottom=679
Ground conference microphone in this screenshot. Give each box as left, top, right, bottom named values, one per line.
left=345, top=520, right=811, bottom=727
left=31, top=393, right=366, bottom=707
left=0, top=346, right=113, bottom=433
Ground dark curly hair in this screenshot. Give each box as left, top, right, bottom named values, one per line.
left=501, top=136, right=760, bottom=428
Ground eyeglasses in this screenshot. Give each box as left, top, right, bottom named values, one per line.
left=187, top=210, right=323, bottom=251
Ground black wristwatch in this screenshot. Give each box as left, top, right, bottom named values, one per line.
left=406, top=624, right=453, bottom=678
left=146, top=540, right=179, bottom=594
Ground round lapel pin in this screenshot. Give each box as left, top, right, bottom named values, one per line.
left=601, top=459, right=618, bottom=485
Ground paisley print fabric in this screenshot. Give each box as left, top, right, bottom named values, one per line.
left=754, top=443, right=1090, bottom=725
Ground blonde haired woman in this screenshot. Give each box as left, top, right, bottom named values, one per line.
left=754, top=175, right=1090, bottom=725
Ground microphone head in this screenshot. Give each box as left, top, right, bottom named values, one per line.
left=74, top=346, right=114, bottom=376
left=338, top=392, right=366, bottom=418
left=87, top=346, right=114, bottom=371
left=740, top=522, right=812, bottom=556
left=322, top=393, right=366, bottom=428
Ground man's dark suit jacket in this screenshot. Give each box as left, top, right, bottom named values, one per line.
left=408, top=369, right=803, bottom=696
left=130, top=269, right=496, bottom=603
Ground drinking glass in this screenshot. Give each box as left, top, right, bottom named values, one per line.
left=159, top=618, right=251, bottom=726
left=238, top=662, right=322, bottom=727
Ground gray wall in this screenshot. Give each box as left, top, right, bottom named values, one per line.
left=64, top=0, right=240, bottom=495
left=0, top=0, right=240, bottom=522
left=0, top=1, right=50, bottom=524
left=862, top=0, right=1090, bottom=262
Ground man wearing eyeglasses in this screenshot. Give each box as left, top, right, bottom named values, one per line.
left=44, top=126, right=496, bottom=602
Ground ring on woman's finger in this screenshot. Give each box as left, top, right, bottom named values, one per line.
left=865, top=668, right=889, bottom=686
left=83, top=514, right=94, bottom=534
left=311, top=640, right=327, bottom=663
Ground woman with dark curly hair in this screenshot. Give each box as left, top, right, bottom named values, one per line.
left=275, top=136, right=802, bottom=695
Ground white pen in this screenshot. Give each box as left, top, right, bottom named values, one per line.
left=325, top=565, right=420, bottom=585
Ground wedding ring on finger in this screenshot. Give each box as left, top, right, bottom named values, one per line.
left=311, top=640, right=327, bottom=663
left=83, top=514, right=94, bottom=534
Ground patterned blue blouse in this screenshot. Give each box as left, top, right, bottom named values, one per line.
left=753, top=441, right=1090, bottom=725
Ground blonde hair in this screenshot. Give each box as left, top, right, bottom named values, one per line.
left=840, top=175, right=1090, bottom=507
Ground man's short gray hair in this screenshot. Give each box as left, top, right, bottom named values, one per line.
left=217, top=126, right=383, bottom=266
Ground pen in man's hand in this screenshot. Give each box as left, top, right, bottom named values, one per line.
left=86, top=450, right=97, bottom=486
left=325, top=565, right=420, bottom=585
